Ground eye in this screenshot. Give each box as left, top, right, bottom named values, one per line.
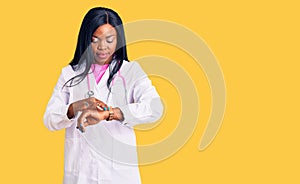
left=106, top=38, right=114, bottom=43
left=91, top=37, right=99, bottom=43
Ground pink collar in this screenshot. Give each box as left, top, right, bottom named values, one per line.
left=91, top=64, right=109, bottom=84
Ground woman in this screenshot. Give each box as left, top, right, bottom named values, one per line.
left=44, top=7, right=163, bottom=184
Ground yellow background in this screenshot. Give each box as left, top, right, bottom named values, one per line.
left=1, top=0, right=299, bottom=183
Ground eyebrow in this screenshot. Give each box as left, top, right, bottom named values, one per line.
left=92, top=35, right=116, bottom=39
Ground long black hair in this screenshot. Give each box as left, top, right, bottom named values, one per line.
left=64, top=7, right=129, bottom=89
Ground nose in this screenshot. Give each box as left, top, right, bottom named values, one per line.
left=97, top=40, right=107, bottom=50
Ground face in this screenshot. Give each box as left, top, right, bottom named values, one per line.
left=91, top=24, right=117, bottom=65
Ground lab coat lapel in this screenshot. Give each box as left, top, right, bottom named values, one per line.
left=96, top=65, right=110, bottom=89
left=92, top=66, right=110, bottom=103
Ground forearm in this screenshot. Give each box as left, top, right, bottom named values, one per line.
left=117, top=97, right=163, bottom=127
left=44, top=105, right=74, bottom=131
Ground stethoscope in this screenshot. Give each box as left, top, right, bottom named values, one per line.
left=85, top=60, right=128, bottom=104
left=86, top=74, right=94, bottom=98
left=86, top=73, right=95, bottom=98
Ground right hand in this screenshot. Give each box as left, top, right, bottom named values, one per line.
left=67, top=97, right=108, bottom=119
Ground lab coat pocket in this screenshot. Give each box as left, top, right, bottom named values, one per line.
left=87, top=147, right=112, bottom=182
left=64, top=138, right=81, bottom=173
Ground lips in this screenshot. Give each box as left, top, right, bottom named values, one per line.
left=96, top=53, right=109, bottom=59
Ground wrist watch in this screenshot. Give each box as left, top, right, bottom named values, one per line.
left=106, top=106, right=114, bottom=121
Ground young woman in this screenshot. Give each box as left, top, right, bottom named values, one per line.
left=44, top=7, right=163, bottom=184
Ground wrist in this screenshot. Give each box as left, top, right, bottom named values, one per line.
left=67, top=104, right=74, bottom=119
left=106, top=106, right=114, bottom=121
left=112, top=107, right=124, bottom=121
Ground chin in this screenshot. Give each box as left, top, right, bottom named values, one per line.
left=95, top=62, right=105, bottom=65
left=94, top=58, right=106, bottom=64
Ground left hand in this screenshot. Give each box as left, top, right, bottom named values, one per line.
left=76, top=109, right=109, bottom=132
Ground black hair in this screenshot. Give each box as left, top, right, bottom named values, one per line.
left=64, top=7, right=129, bottom=89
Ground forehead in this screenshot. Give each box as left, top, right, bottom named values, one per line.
left=93, top=24, right=117, bottom=37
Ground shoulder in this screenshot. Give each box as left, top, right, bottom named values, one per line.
left=61, top=65, right=73, bottom=72
left=119, top=60, right=149, bottom=87
left=61, top=65, right=76, bottom=79
left=121, top=60, right=146, bottom=77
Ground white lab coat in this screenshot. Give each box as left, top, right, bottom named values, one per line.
left=44, top=61, right=163, bottom=184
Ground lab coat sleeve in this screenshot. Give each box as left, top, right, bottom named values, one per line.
left=43, top=67, right=74, bottom=131
left=118, top=63, right=163, bottom=127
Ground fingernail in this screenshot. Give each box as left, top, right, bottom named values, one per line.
left=97, top=106, right=103, bottom=111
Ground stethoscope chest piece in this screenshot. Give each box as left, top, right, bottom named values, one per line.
left=86, top=90, right=94, bottom=98
left=86, top=72, right=94, bottom=98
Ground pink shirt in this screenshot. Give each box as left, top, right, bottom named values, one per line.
left=91, top=64, right=109, bottom=84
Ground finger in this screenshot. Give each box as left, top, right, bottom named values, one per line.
left=75, top=99, right=90, bottom=111
left=103, top=104, right=110, bottom=111
left=83, top=101, right=90, bottom=108
left=94, top=98, right=107, bottom=106
left=96, top=105, right=103, bottom=111
left=79, top=109, right=102, bottom=124
left=77, top=115, right=102, bottom=133
left=88, top=97, right=98, bottom=104
left=96, top=102, right=108, bottom=111
left=86, top=98, right=105, bottom=110
left=76, top=121, right=87, bottom=133
left=78, top=110, right=90, bottom=124
left=86, top=117, right=99, bottom=126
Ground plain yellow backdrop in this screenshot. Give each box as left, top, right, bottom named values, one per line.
left=1, top=0, right=299, bottom=183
